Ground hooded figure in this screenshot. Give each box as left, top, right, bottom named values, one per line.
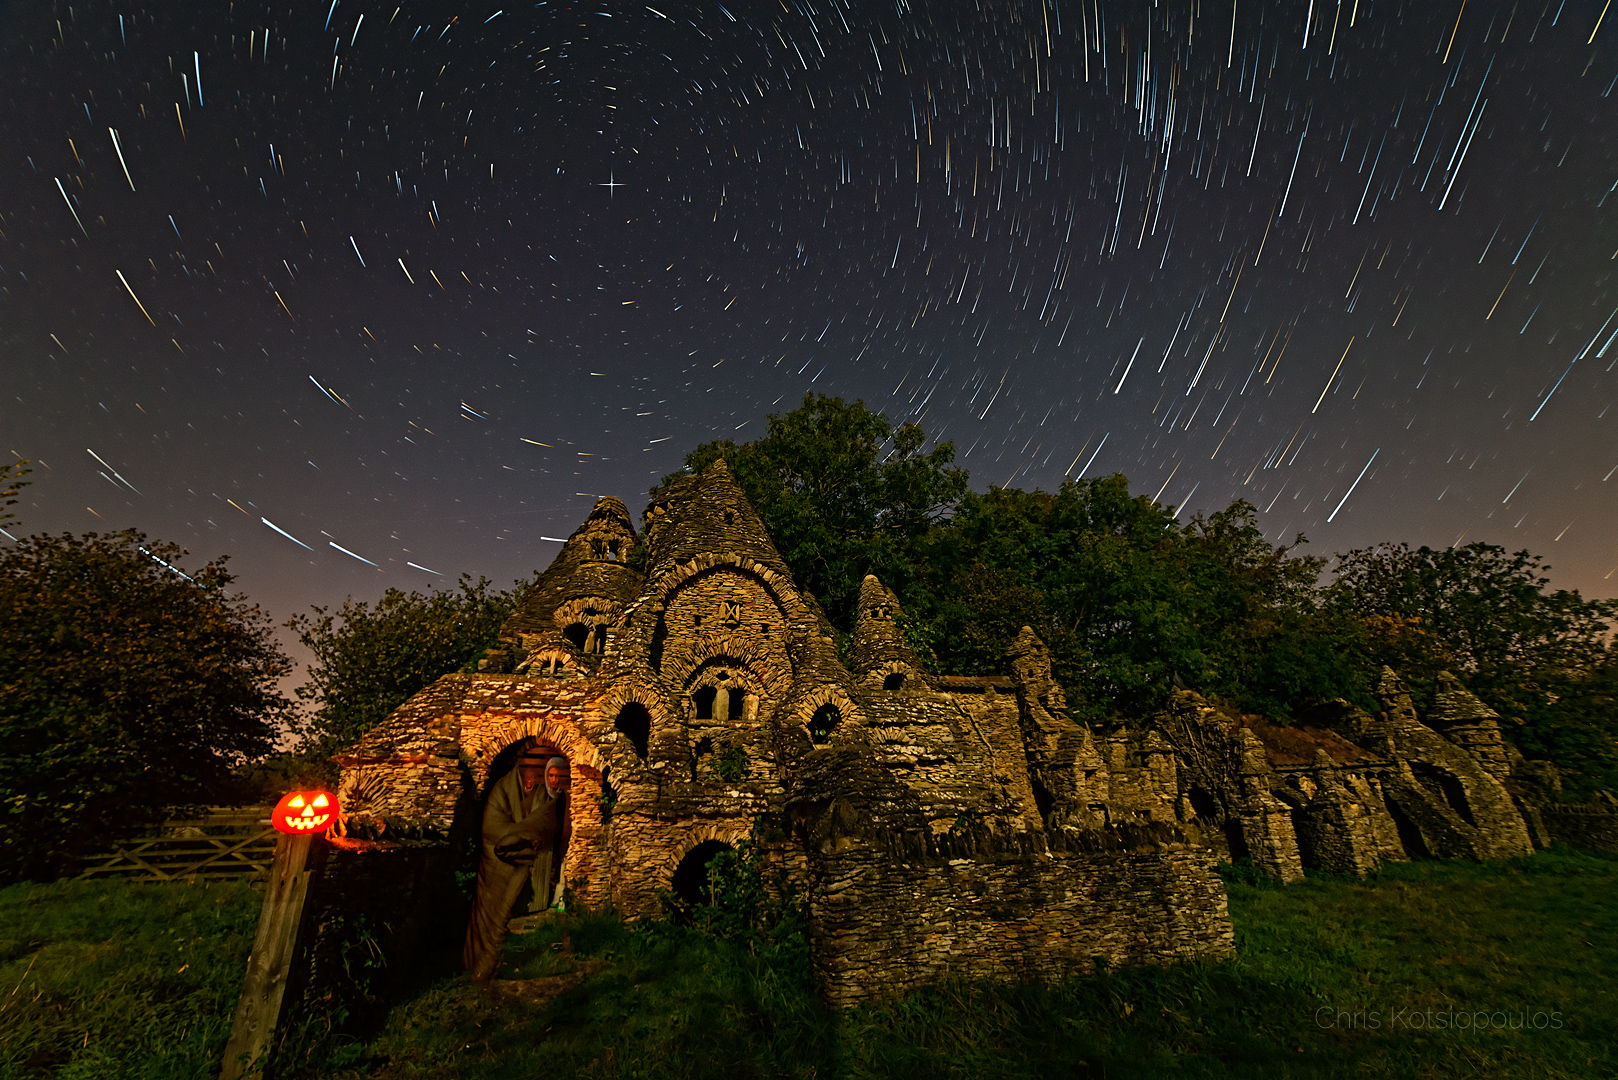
left=527, top=756, right=572, bottom=913
left=462, top=744, right=566, bottom=982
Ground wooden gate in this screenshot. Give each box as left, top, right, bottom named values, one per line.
left=77, top=806, right=276, bottom=882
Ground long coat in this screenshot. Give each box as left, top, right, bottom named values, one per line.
left=462, top=766, right=560, bottom=982
left=528, top=789, right=571, bottom=912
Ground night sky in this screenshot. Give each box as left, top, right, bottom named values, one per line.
left=5, top=0, right=1618, bottom=672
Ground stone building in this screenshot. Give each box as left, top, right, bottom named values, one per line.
left=333, top=460, right=1233, bottom=1004
left=1138, top=667, right=1543, bottom=882
left=328, top=459, right=1551, bottom=1003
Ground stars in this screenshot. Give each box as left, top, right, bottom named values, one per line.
left=1, top=0, right=1615, bottom=614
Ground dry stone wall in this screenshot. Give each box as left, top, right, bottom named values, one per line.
left=1540, top=793, right=1618, bottom=854
left=807, top=828, right=1233, bottom=1006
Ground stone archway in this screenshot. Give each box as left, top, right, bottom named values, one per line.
left=669, top=840, right=734, bottom=914
left=655, top=819, right=753, bottom=883
left=787, top=685, right=865, bottom=744
left=608, top=816, right=754, bottom=918
left=459, top=711, right=610, bottom=909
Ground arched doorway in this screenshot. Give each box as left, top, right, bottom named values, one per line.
left=460, top=716, right=609, bottom=911
left=669, top=839, right=733, bottom=916
left=482, top=739, right=566, bottom=801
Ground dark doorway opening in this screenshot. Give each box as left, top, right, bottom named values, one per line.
left=1223, top=818, right=1251, bottom=862
left=670, top=840, right=733, bottom=915
left=1415, top=765, right=1477, bottom=826
left=1187, top=786, right=1220, bottom=823
left=1031, top=778, right=1055, bottom=825
left=1385, top=795, right=1432, bottom=859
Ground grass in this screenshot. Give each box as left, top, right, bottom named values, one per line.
left=0, top=876, right=261, bottom=1080
left=2, top=847, right=1613, bottom=1079
left=1217, top=849, right=1617, bottom=1078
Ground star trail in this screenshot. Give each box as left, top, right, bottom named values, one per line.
left=3, top=0, right=1617, bottom=642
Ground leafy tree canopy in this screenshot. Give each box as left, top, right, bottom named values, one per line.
left=654, top=393, right=968, bottom=627
left=919, top=480, right=1367, bottom=720
left=1329, top=542, right=1616, bottom=683
left=653, top=396, right=1615, bottom=791
left=1, top=458, right=31, bottom=529
left=657, top=397, right=1364, bottom=721
left=0, top=530, right=290, bottom=882
left=1329, top=542, right=1618, bottom=796
left=289, top=575, right=532, bottom=760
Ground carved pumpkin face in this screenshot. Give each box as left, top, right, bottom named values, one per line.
left=272, top=790, right=339, bottom=835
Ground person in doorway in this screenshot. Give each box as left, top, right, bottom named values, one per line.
left=463, top=741, right=562, bottom=983
left=527, top=756, right=572, bottom=913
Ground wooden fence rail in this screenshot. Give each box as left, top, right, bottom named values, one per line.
left=77, top=806, right=277, bottom=882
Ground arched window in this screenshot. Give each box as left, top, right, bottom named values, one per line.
left=563, top=623, right=588, bottom=651
left=692, top=686, right=718, bottom=721
left=808, top=704, right=841, bottom=745
left=614, top=703, right=652, bottom=760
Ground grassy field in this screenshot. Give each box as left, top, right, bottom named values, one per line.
left=0, top=877, right=261, bottom=1080
left=2, top=848, right=1613, bottom=1079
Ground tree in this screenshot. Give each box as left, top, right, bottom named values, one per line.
left=918, top=476, right=1189, bottom=706
left=1175, top=502, right=1372, bottom=719
left=1330, top=541, right=1618, bottom=794
left=1330, top=542, right=1614, bottom=681
left=0, top=530, right=290, bottom=882
left=289, top=575, right=532, bottom=759
left=919, top=480, right=1365, bottom=720
left=1, top=458, right=30, bottom=530
left=659, top=401, right=1364, bottom=721
left=655, top=394, right=968, bottom=627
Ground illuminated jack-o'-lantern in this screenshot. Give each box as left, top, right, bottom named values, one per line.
left=271, top=790, right=340, bottom=835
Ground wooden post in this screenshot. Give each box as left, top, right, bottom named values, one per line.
left=220, top=832, right=321, bottom=1080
